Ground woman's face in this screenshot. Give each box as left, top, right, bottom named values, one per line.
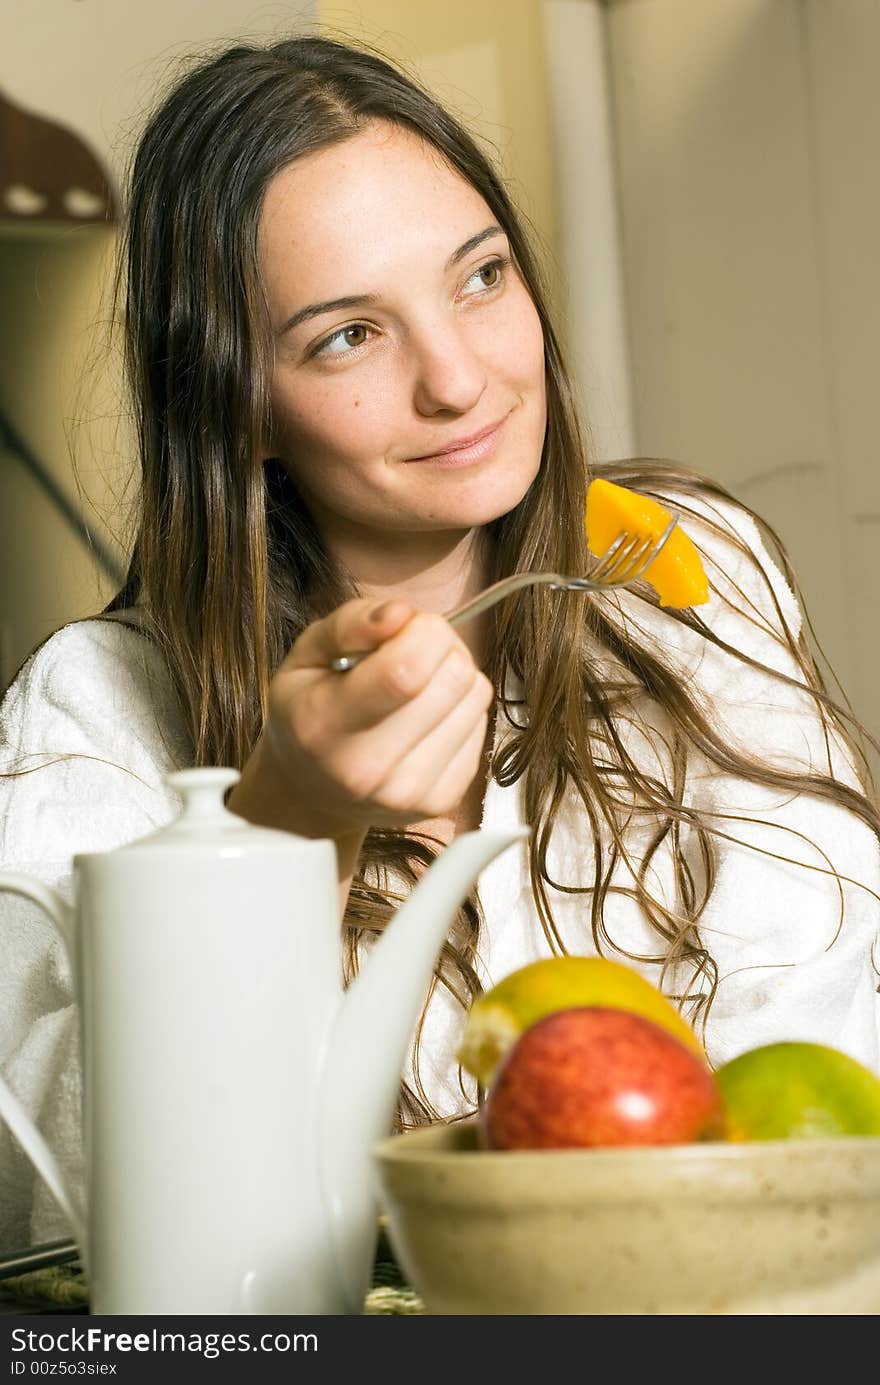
left=258, top=119, right=547, bottom=563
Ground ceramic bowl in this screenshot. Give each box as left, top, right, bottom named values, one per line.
left=373, top=1120, right=880, bottom=1314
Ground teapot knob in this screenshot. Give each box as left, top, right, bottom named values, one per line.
left=166, top=767, right=241, bottom=823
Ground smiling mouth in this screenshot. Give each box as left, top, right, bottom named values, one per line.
left=406, top=414, right=510, bottom=466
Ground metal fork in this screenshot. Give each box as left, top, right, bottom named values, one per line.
left=329, top=517, right=678, bottom=672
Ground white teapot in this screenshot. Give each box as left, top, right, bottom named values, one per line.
left=0, top=767, right=526, bottom=1314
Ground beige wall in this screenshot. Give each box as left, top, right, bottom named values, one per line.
left=0, top=225, right=126, bottom=684
left=602, top=0, right=879, bottom=749
left=1, top=1, right=319, bottom=187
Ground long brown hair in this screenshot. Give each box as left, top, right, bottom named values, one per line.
left=104, top=34, right=880, bottom=1126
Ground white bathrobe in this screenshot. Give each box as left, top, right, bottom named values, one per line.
left=1, top=493, right=878, bottom=1250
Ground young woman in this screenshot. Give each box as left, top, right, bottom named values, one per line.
left=1, top=34, right=878, bottom=1248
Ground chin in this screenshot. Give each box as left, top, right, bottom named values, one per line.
left=477, top=470, right=539, bottom=527
left=428, top=490, right=532, bottom=533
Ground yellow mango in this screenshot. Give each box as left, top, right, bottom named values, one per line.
left=585, top=478, right=709, bottom=608
left=458, top=955, right=703, bottom=1089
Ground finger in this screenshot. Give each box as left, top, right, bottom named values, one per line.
left=292, top=641, right=485, bottom=792
left=416, top=714, right=493, bottom=819
left=360, top=667, right=494, bottom=814
left=341, top=639, right=492, bottom=771
left=270, top=629, right=488, bottom=792
left=375, top=706, right=492, bottom=825
left=344, top=609, right=483, bottom=721
left=287, top=598, right=415, bottom=671
left=290, top=608, right=472, bottom=732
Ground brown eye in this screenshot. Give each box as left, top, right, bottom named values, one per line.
left=462, top=257, right=508, bottom=298
left=314, top=323, right=372, bottom=358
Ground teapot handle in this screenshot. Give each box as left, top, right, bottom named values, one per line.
left=0, top=875, right=86, bottom=1250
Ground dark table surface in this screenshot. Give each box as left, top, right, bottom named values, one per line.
left=0, top=1233, right=422, bottom=1315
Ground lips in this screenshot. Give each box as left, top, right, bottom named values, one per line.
left=406, top=415, right=508, bottom=463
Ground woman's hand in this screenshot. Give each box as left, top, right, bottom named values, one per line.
left=227, top=599, right=495, bottom=899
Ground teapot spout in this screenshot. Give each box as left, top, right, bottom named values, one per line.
left=318, top=825, right=528, bottom=1312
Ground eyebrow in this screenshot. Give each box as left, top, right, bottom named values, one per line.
left=275, top=224, right=507, bottom=337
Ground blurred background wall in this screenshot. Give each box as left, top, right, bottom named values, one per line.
left=1, top=0, right=877, bottom=760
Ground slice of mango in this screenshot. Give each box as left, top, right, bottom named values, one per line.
left=585, top=477, right=709, bottom=608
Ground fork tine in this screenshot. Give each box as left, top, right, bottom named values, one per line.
left=588, top=531, right=627, bottom=582
left=593, top=517, right=678, bottom=589
left=608, top=533, right=657, bottom=584
left=591, top=532, right=645, bottom=583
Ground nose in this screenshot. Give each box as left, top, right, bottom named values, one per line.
left=410, top=319, right=488, bottom=417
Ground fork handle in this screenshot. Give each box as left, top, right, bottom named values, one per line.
left=328, top=572, right=578, bottom=672
left=328, top=517, right=679, bottom=672
left=447, top=571, right=578, bottom=626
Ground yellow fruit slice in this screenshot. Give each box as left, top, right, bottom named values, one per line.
left=585, top=477, right=709, bottom=608
left=715, top=1042, right=880, bottom=1140
left=458, top=956, right=703, bottom=1089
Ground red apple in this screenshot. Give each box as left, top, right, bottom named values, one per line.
left=482, top=1006, right=723, bottom=1150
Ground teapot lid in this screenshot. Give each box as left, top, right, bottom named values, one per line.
left=122, top=767, right=322, bottom=855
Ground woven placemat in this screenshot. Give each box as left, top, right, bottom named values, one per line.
left=0, top=1227, right=425, bottom=1315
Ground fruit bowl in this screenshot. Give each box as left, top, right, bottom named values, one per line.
left=373, top=1120, right=880, bottom=1314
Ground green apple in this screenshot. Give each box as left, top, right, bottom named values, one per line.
left=715, top=1042, right=880, bottom=1140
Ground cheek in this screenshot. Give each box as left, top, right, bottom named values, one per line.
left=270, top=375, right=394, bottom=471
left=525, top=305, right=547, bottom=383
left=494, top=293, right=546, bottom=392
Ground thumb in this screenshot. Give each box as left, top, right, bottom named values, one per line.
left=288, top=598, right=415, bottom=671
